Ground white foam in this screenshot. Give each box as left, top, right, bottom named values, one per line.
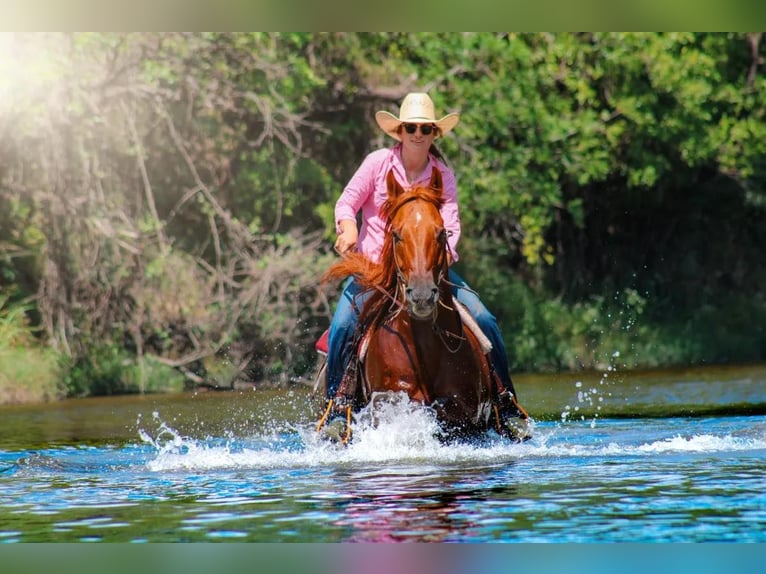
left=138, top=397, right=766, bottom=472
left=636, top=433, right=766, bottom=454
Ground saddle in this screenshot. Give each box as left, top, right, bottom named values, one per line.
left=313, top=298, right=531, bottom=443
left=313, top=297, right=492, bottom=400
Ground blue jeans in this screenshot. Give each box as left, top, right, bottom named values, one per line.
left=325, top=269, right=515, bottom=399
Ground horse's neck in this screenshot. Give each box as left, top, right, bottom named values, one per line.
left=436, top=282, right=462, bottom=329
left=409, top=299, right=463, bottom=353
left=403, top=305, right=464, bottom=401
left=406, top=317, right=444, bottom=379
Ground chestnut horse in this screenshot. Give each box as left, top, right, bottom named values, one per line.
left=317, top=167, right=528, bottom=443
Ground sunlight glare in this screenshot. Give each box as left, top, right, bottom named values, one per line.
left=0, top=33, right=65, bottom=117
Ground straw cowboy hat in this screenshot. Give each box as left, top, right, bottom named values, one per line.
left=375, top=92, right=460, bottom=141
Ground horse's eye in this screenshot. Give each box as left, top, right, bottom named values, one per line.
left=437, top=229, right=447, bottom=244
left=392, top=230, right=402, bottom=243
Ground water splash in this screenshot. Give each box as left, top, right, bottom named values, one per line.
left=561, top=352, right=621, bottom=427
left=137, top=396, right=766, bottom=474
left=139, top=394, right=541, bottom=471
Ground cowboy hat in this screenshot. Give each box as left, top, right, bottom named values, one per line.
left=375, top=92, right=460, bottom=141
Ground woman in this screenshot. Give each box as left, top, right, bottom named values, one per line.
left=324, top=92, right=527, bottom=436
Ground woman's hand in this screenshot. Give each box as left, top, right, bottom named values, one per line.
left=334, top=220, right=358, bottom=255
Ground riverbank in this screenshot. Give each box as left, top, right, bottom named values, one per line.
left=514, top=362, right=766, bottom=420
left=0, top=347, right=64, bottom=405
left=3, top=364, right=766, bottom=451
left=4, top=339, right=766, bottom=421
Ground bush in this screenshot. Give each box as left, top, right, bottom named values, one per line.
left=62, top=344, right=185, bottom=397
left=463, top=260, right=766, bottom=373
left=0, top=298, right=64, bottom=404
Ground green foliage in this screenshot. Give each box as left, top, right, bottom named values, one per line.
left=0, top=347, right=64, bottom=404
left=0, top=297, right=33, bottom=348
left=471, top=260, right=766, bottom=373
left=62, top=345, right=185, bottom=397
left=1, top=32, right=765, bottom=401
left=0, top=298, right=64, bottom=403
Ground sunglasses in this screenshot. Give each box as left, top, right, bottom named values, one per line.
left=403, top=123, right=436, bottom=136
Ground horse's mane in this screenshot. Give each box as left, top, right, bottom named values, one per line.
left=323, top=182, right=446, bottom=330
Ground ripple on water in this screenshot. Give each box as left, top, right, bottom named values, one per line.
left=2, top=394, right=766, bottom=542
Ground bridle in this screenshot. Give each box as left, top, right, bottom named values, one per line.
left=390, top=219, right=465, bottom=353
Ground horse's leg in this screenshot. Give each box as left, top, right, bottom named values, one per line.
left=318, top=322, right=419, bottom=444
left=317, top=279, right=371, bottom=444
left=489, top=372, right=532, bottom=442
left=448, top=269, right=532, bottom=441
left=316, top=398, right=354, bottom=445
left=364, top=323, right=429, bottom=403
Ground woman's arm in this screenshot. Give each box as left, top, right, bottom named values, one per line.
left=334, top=219, right=358, bottom=254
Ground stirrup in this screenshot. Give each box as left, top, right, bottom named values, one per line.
left=316, top=398, right=353, bottom=445
left=493, top=391, right=533, bottom=443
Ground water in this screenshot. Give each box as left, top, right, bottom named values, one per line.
left=1, top=365, right=766, bottom=543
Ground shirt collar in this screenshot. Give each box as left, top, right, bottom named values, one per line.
left=390, top=144, right=433, bottom=185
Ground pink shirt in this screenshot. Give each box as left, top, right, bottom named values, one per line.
left=335, top=144, right=461, bottom=264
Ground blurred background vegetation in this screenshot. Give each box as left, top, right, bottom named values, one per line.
left=1, top=32, right=764, bottom=402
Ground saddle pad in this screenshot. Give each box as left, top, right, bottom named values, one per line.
left=315, top=329, right=329, bottom=355
left=314, top=297, right=491, bottom=358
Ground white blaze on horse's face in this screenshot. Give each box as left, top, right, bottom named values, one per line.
left=402, top=203, right=440, bottom=320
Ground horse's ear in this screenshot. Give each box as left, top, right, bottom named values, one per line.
left=429, top=167, right=443, bottom=195
left=386, top=169, right=403, bottom=199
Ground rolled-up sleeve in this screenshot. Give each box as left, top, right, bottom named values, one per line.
left=334, top=151, right=379, bottom=233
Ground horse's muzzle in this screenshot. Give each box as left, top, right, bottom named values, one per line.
left=405, top=278, right=438, bottom=319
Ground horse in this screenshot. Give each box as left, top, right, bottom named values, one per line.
left=315, top=167, right=530, bottom=444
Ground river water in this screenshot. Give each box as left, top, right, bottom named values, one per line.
left=1, top=364, right=765, bottom=543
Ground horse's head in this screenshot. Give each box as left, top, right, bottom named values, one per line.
left=382, top=168, right=449, bottom=320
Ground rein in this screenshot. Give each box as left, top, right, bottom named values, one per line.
left=432, top=286, right=467, bottom=354
left=391, top=229, right=465, bottom=353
